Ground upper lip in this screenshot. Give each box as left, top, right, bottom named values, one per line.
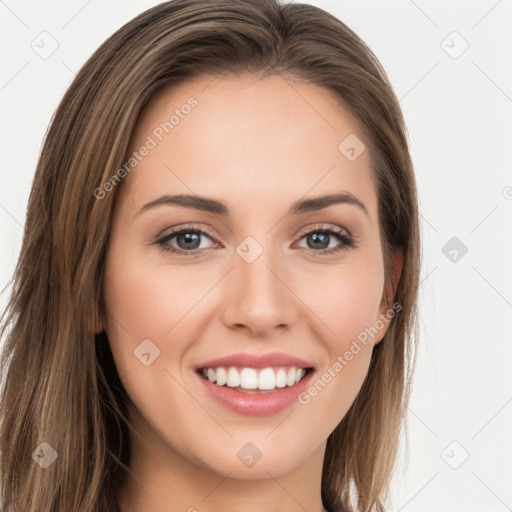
left=196, top=352, right=315, bottom=370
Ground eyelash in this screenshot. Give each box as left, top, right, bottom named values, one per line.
left=154, top=223, right=357, bottom=257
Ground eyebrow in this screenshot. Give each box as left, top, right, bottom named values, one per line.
left=136, top=191, right=369, bottom=218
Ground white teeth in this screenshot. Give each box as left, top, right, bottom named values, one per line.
left=200, top=366, right=309, bottom=391
left=286, top=367, right=296, bottom=386
left=240, top=368, right=258, bottom=389
left=216, top=367, right=227, bottom=386
left=275, top=368, right=287, bottom=388
left=258, top=368, right=275, bottom=390
left=226, top=367, right=240, bottom=387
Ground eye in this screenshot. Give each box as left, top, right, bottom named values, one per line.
left=155, top=224, right=219, bottom=256
left=295, top=224, right=356, bottom=255
left=154, top=223, right=357, bottom=257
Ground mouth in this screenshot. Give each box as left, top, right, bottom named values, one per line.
left=196, top=365, right=315, bottom=394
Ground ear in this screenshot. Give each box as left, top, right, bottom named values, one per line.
left=374, top=248, right=403, bottom=345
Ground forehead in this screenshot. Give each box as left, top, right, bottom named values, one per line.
left=119, top=74, right=378, bottom=223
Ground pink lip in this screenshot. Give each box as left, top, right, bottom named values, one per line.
left=196, top=368, right=314, bottom=416
left=196, top=351, right=315, bottom=370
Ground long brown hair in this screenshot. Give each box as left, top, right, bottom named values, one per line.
left=0, top=0, right=421, bottom=510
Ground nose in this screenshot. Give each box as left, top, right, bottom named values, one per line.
left=221, top=246, right=298, bottom=337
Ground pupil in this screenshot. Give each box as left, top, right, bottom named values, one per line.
left=178, top=232, right=200, bottom=249
left=309, top=232, right=329, bottom=249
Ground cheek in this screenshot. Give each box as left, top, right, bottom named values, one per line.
left=300, top=260, right=384, bottom=348
left=102, top=243, right=221, bottom=379
left=294, top=260, right=383, bottom=408
left=292, top=270, right=382, bottom=435
left=103, top=246, right=200, bottom=334
left=102, top=246, right=169, bottom=370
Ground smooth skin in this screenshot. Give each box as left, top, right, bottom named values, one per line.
left=98, top=73, right=402, bottom=512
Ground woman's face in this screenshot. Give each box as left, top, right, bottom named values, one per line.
left=102, top=74, right=400, bottom=482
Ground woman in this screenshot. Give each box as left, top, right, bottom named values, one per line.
left=0, top=0, right=421, bottom=511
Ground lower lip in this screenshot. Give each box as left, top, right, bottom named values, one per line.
left=196, top=369, right=314, bottom=416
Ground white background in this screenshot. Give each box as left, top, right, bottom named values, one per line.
left=1, top=1, right=512, bottom=510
